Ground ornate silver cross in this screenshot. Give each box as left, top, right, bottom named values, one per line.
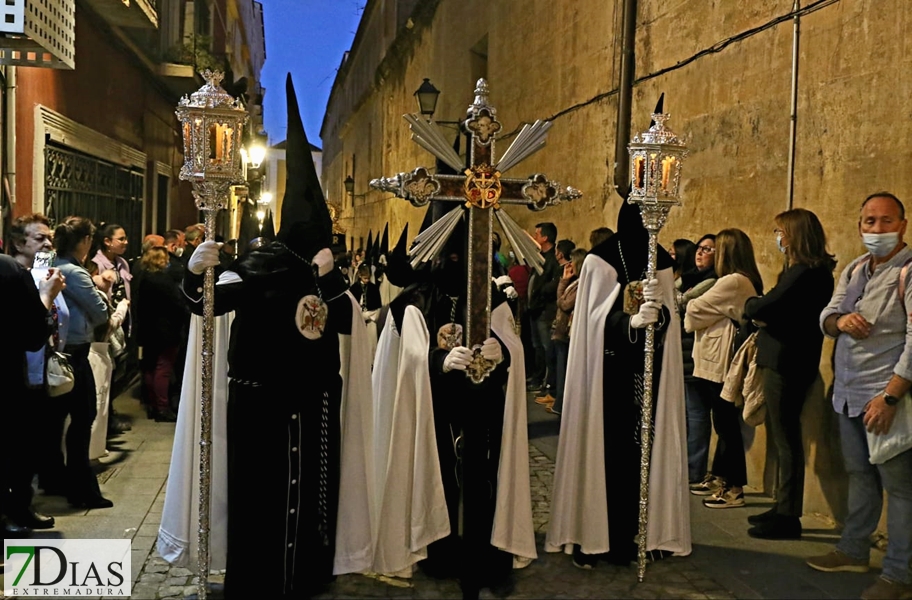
left=371, top=78, right=581, bottom=382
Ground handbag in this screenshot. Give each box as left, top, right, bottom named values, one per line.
left=45, top=302, right=75, bottom=397
left=46, top=351, right=75, bottom=397
left=867, top=395, right=912, bottom=465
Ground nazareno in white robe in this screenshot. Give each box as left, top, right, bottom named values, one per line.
left=370, top=301, right=536, bottom=577
left=545, top=254, right=691, bottom=556
left=158, top=275, right=376, bottom=575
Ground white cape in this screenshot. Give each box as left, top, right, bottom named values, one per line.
left=157, top=312, right=233, bottom=570
left=545, top=256, right=691, bottom=556
left=370, top=302, right=535, bottom=576
left=158, top=292, right=375, bottom=575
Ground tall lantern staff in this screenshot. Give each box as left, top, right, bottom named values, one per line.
left=626, top=99, right=687, bottom=582
left=175, top=70, right=248, bottom=600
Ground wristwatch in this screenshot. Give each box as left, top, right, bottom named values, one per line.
left=883, top=393, right=901, bottom=406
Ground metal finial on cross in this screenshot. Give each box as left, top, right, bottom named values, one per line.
left=371, top=78, right=582, bottom=383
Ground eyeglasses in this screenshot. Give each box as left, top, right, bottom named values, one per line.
left=113, top=236, right=128, bottom=242
left=696, top=245, right=715, bottom=254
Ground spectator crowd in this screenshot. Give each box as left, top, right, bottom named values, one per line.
left=3, top=192, right=911, bottom=600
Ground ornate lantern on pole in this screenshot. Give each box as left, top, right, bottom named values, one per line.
left=626, top=99, right=687, bottom=583
left=175, top=70, right=248, bottom=600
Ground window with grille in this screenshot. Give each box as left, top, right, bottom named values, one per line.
left=44, top=144, right=145, bottom=261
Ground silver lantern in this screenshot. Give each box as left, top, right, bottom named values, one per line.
left=175, top=69, right=247, bottom=600
left=627, top=108, right=687, bottom=583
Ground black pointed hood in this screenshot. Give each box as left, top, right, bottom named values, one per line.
left=261, top=208, right=276, bottom=240
left=651, top=93, right=665, bottom=125
left=365, top=230, right=373, bottom=259
left=385, top=223, right=415, bottom=287
left=379, top=224, right=389, bottom=257
left=276, top=74, right=332, bottom=258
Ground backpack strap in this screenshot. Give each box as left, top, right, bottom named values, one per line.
left=849, top=255, right=912, bottom=315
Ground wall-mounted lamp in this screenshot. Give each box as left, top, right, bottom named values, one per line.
left=344, top=175, right=366, bottom=198
left=414, top=78, right=440, bottom=120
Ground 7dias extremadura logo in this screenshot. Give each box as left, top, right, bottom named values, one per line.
left=4, top=539, right=131, bottom=597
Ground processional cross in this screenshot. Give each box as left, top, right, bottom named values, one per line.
left=371, top=79, right=581, bottom=382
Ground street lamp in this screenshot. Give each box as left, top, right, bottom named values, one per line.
left=175, top=69, right=247, bottom=600
left=414, top=78, right=440, bottom=120
left=248, top=143, right=267, bottom=169
left=626, top=98, right=687, bottom=584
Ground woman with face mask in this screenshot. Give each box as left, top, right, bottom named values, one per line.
left=742, top=208, right=836, bottom=539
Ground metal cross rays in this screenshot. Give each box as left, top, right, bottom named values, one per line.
left=371, top=78, right=581, bottom=382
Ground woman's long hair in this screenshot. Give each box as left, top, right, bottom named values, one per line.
left=715, top=228, right=764, bottom=295
left=54, top=216, right=95, bottom=261
left=775, top=208, right=836, bottom=272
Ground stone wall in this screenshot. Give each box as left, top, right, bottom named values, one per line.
left=322, top=0, right=912, bottom=522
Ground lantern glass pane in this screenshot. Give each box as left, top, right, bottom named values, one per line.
left=661, top=156, right=676, bottom=193
left=633, top=155, right=646, bottom=189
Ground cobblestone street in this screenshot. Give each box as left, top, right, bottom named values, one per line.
left=2, top=385, right=884, bottom=599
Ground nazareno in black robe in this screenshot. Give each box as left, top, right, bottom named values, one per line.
left=388, top=267, right=514, bottom=597
left=580, top=202, right=675, bottom=566
left=183, top=242, right=351, bottom=598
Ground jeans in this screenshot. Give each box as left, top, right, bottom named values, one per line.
left=685, top=379, right=714, bottom=482
left=836, top=412, right=912, bottom=584
left=532, top=316, right=554, bottom=388
left=710, top=390, right=747, bottom=487
left=552, top=339, right=570, bottom=413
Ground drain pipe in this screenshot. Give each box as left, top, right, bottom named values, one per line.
left=613, top=0, right=637, bottom=200
left=5, top=66, right=15, bottom=211
left=786, top=0, right=800, bottom=210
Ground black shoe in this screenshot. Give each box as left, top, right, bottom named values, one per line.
left=488, top=575, right=515, bottom=599
left=154, top=409, right=178, bottom=423
left=748, top=515, right=801, bottom=540
left=107, top=416, right=132, bottom=435
left=7, top=509, right=55, bottom=530
left=747, top=507, right=778, bottom=525
left=3, top=520, right=31, bottom=536
left=526, top=382, right=543, bottom=392
left=68, top=495, right=114, bottom=510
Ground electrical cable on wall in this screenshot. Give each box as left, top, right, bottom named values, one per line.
left=498, top=0, right=842, bottom=140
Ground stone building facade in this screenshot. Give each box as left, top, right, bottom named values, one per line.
left=322, top=0, right=912, bottom=522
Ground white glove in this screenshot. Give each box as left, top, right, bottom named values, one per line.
left=312, top=248, right=334, bottom=277
left=503, top=285, right=518, bottom=300
left=494, top=275, right=513, bottom=287
left=188, top=240, right=221, bottom=275
left=480, top=337, right=504, bottom=364
left=442, top=346, right=474, bottom=373
left=630, top=301, right=661, bottom=329
left=642, top=278, right=661, bottom=303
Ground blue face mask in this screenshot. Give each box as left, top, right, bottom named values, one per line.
left=776, top=233, right=787, bottom=254
left=862, top=232, right=900, bottom=258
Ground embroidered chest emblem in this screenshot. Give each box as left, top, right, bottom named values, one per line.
left=437, top=323, right=464, bottom=351
left=295, top=295, right=328, bottom=340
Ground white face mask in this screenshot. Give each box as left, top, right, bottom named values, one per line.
left=175, top=247, right=184, bottom=257
left=776, top=233, right=787, bottom=254
left=862, top=232, right=900, bottom=257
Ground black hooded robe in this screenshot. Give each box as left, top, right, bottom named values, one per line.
left=183, top=246, right=352, bottom=598
left=576, top=203, right=675, bottom=566
left=387, top=274, right=514, bottom=598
